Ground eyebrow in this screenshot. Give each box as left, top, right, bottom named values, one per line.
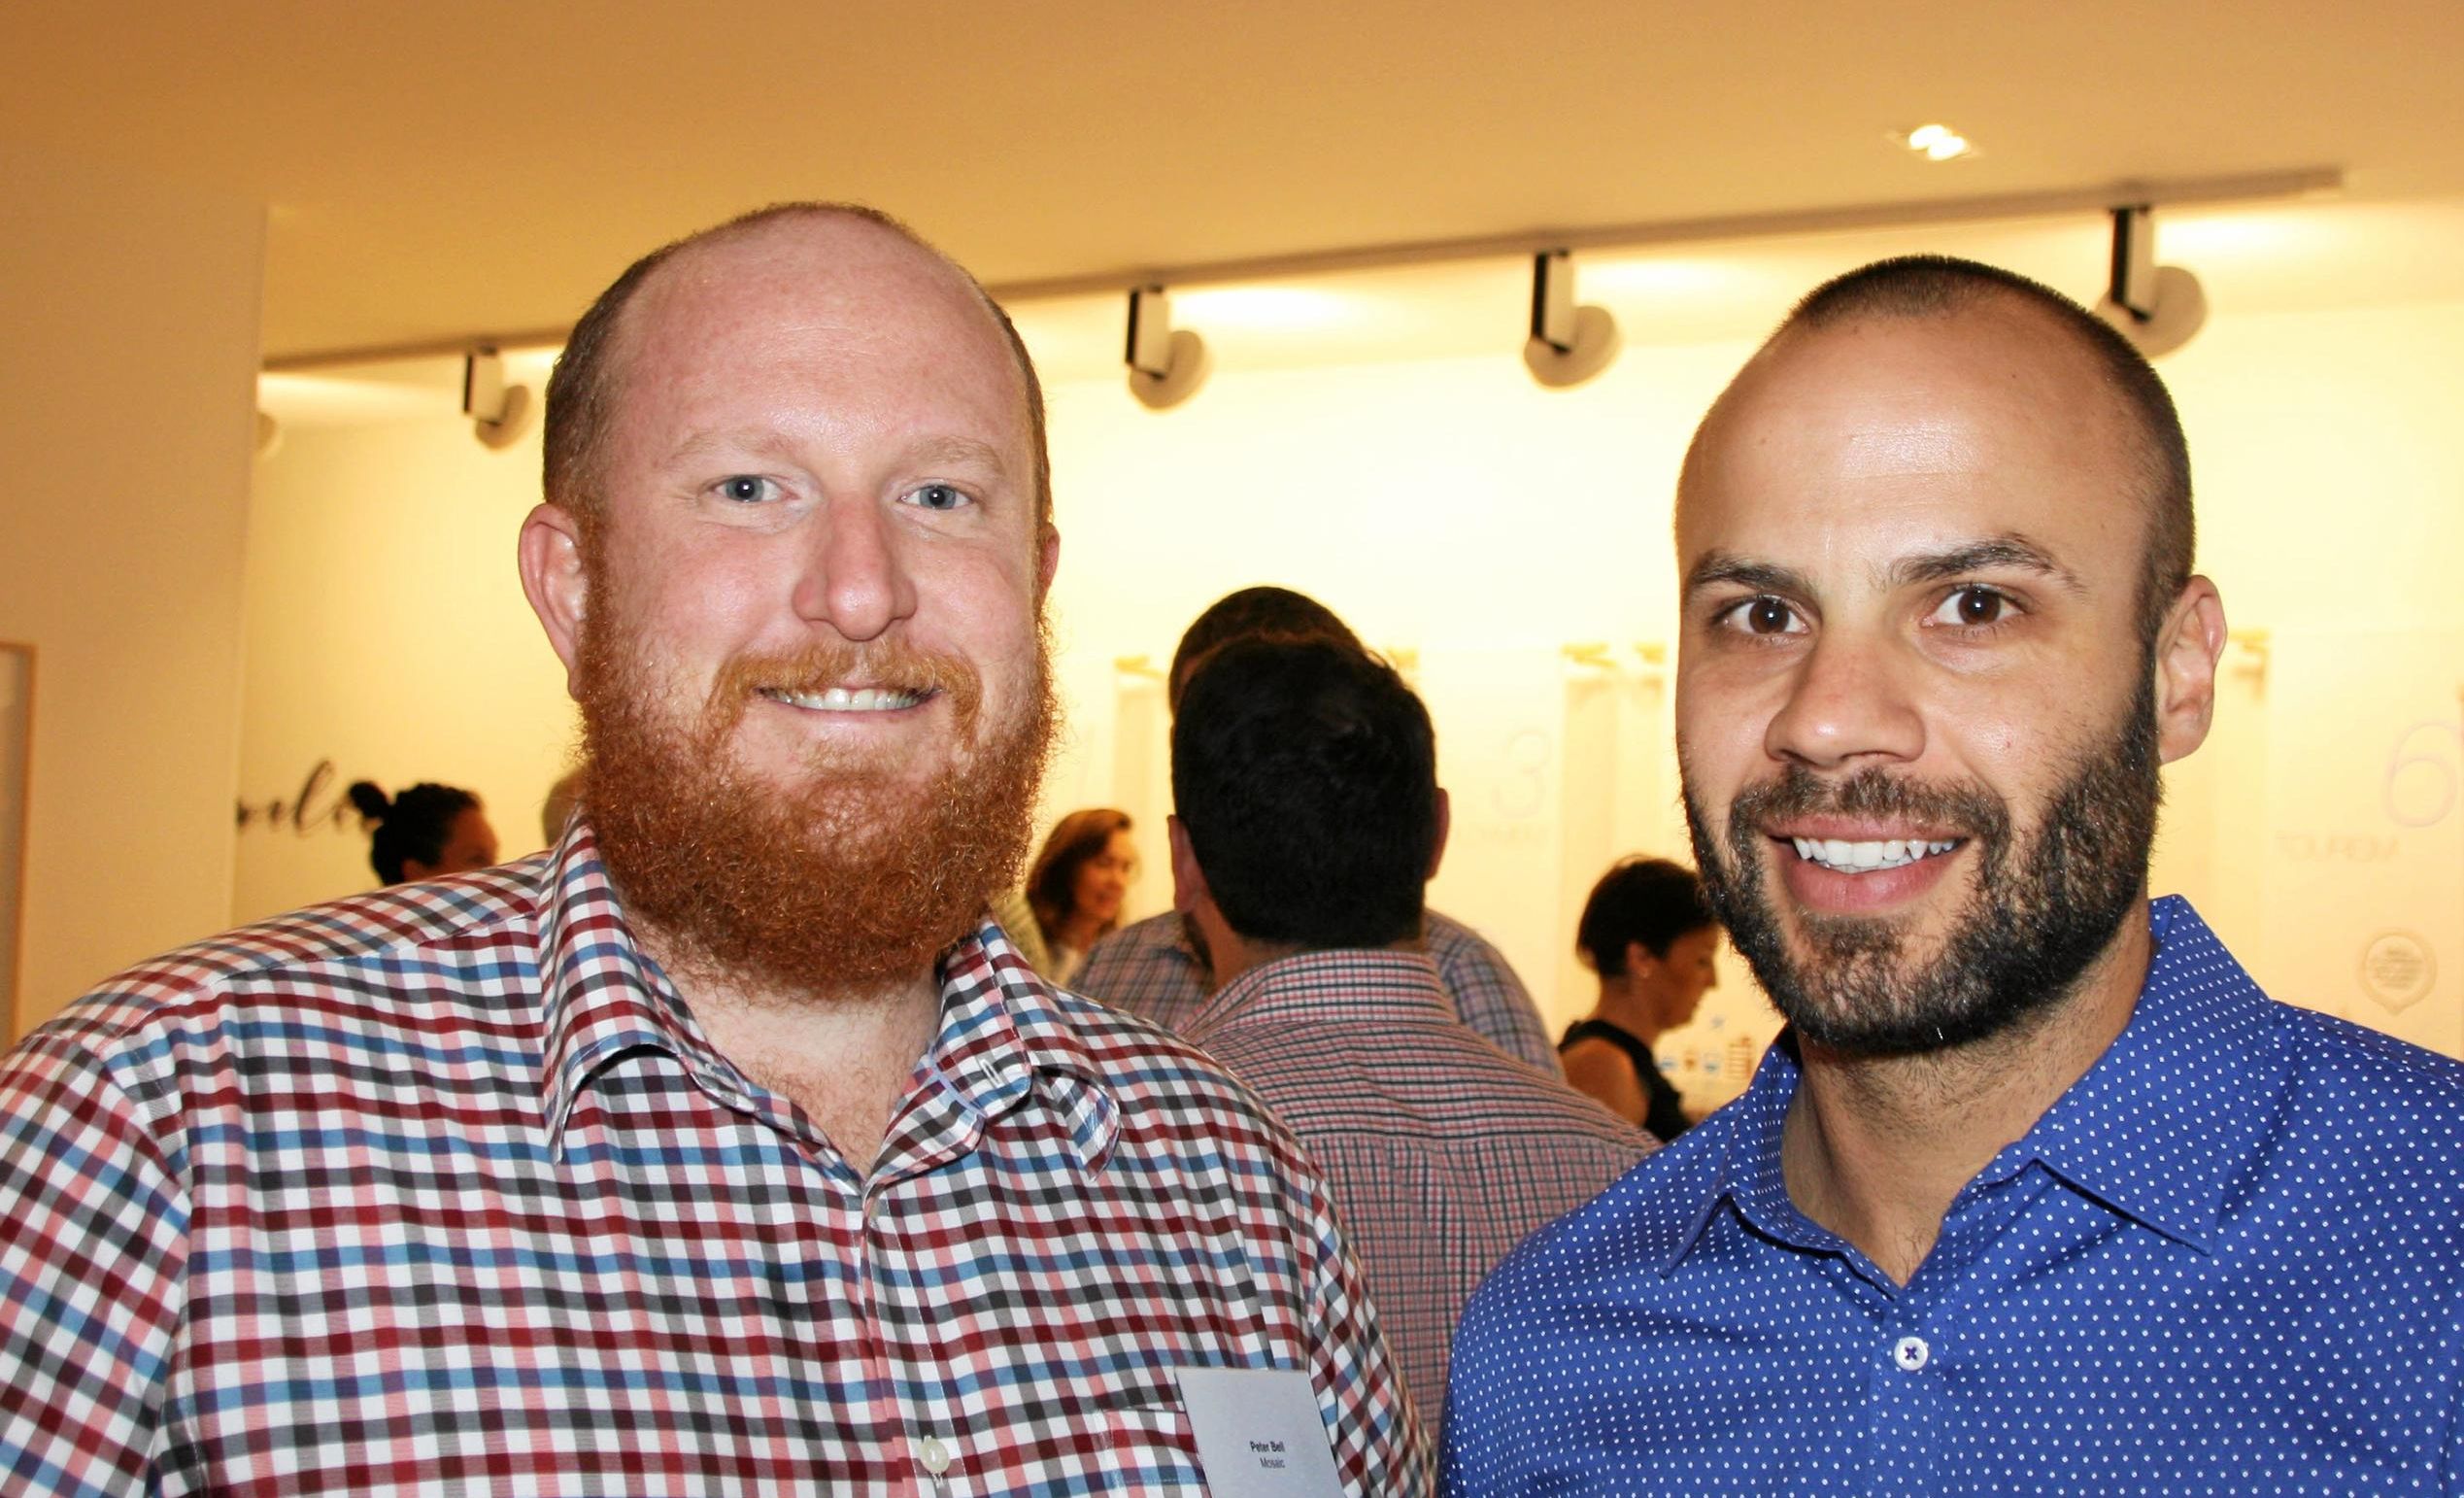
left=1887, top=534, right=2085, bottom=595
left=1683, top=534, right=2087, bottom=601
left=1684, top=552, right=1813, bottom=601
left=660, top=429, right=1012, bottom=481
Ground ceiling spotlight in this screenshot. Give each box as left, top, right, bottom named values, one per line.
left=1902, top=123, right=1974, bottom=161
left=461, top=348, right=534, bottom=450
left=1125, top=287, right=1211, bottom=410
left=1523, top=250, right=1622, bottom=389
left=2095, top=204, right=2208, bottom=357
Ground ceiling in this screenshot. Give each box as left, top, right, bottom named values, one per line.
left=9, top=0, right=2460, bottom=362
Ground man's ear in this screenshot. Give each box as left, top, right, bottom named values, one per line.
left=2152, top=575, right=2228, bottom=766
left=1035, top=522, right=1061, bottom=599
left=1167, top=815, right=1209, bottom=916
left=519, top=503, right=591, bottom=696
left=1427, top=786, right=1452, bottom=881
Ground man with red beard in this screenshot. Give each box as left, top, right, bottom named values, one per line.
left=0, top=205, right=1425, bottom=1495
left=1444, top=256, right=2464, bottom=1493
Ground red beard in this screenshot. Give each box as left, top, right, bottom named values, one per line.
left=574, top=592, right=1057, bottom=997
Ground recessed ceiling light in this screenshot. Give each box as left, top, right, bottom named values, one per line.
left=1902, top=122, right=1975, bottom=161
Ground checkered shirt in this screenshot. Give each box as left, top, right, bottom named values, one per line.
left=1178, top=950, right=1655, bottom=1425
left=1074, top=911, right=1562, bottom=1076
left=0, top=824, right=1428, bottom=1496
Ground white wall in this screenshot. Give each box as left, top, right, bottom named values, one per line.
left=231, top=414, right=573, bottom=921
left=238, top=275, right=2464, bottom=1100
left=0, top=155, right=264, bottom=1037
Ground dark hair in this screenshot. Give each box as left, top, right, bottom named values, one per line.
left=1167, top=587, right=1362, bottom=710
left=1774, top=254, right=2193, bottom=646
left=1576, top=857, right=1715, bottom=977
left=348, top=780, right=480, bottom=886
left=1171, top=638, right=1435, bottom=950
left=543, top=201, right=1052, bottom=544
left=1026, top=807, right=1133, bottom=948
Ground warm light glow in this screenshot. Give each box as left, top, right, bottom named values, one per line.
left=1903, top=122, right=1973, bottom=161
left=1576, top=255, right=1735, bottom=296
left=1171, top=286, right=1354, bottom=330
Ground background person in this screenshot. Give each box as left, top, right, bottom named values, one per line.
left=1025, top=807, right=1135, bottom=986
left=347, top=778, right=499, bottom=884
left=1169, top=637, right=1652, bottom=1426
left=1558, top=857, right=1720, bottom=1141
left=1074, top=586, right=1558, bottom=1073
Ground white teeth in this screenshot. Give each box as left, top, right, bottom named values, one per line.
left=761, top=686, right=926, bottom=712
left=1789, top=836, right=1958, bottom=873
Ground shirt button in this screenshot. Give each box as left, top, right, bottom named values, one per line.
left=1893, top=1336, right=1931, bottom=1372
left=916, top=1435, right=952, bottom=1475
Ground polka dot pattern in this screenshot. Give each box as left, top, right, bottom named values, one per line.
left=1442, top=898, right=2464, bottom=1494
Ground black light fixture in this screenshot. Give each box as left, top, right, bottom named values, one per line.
left=2096, top=205, right=2207, bottom=357
left=461, top=348, right=534, bottom=449
left=1522, top=251, right=1621, bottom=388
left=1124, top=287, right=1211, bottom=409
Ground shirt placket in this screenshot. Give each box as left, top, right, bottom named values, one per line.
left=862, top=1072, right=991, bottom=1498
left=1860, top=1165, right=2040, bottom=1495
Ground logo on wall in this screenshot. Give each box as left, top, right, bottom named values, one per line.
left=2359, top=931, right=2437, bottom=1013
left=236, top=759, right=357, bottom=834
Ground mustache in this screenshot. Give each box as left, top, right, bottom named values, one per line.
left=1730, top=763, right=2008, bottom=841
left=709, top=638, right=983, bottom=724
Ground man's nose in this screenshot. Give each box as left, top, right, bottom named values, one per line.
left=793, top=496, right=917, bottom=642
left=1762, top=627, right=1925, bottom=771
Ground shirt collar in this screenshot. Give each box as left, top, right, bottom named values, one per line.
left=534, top=819, right=1121, bottom=1168
left=1667, top=896, right=2277, bottom=1270
left=2008, top=896, right=2278, bottom=1252
left=1184, top=946, right=1453, bottom=1036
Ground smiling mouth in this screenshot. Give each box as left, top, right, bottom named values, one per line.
left=758, top=686, right=933, bottom=712
left=1783, top=835, right=1961, bottom=873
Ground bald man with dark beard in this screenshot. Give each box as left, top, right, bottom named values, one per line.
left=1444, top=255, right=2464, bottom=1495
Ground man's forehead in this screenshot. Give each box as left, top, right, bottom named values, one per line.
left=1678, top=301, right=2140, bottom=548
left=625, top=215, right=997, bottom=359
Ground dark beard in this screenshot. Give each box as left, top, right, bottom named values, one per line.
left=1683, top=672, right=2160, bottom=1056
left=576, top=602, right=1057, bottom=998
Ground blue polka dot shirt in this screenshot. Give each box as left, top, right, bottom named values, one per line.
left=1443, top=898, right=2464, bottom=1494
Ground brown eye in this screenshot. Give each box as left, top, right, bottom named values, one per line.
left=1953, top=587, right=2006, bottom=626
left=1747, top=597, right=1793, bottom=633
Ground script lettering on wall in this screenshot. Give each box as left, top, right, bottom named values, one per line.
left=236, top=759, right=357, bottom=834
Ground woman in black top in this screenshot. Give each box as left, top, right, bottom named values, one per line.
left=1560, top=857, right=1720, bottom=1142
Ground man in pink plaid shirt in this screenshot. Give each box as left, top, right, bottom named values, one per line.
left=1165, top=634, right=1655, bottom=1426
left=0, top=205, right=1425, bottom=1495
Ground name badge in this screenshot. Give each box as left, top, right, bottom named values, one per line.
left=1175, top=1366, right=1346, bottom=1497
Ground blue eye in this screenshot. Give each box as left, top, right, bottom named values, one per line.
left=715, top=475, right=774, bottom=504
left=907, top=483, right=968, bottom=512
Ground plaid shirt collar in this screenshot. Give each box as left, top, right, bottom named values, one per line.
left=1189, top=945, right=1454, bottom=1035
left=535, top=819, right=1121, bottom=1169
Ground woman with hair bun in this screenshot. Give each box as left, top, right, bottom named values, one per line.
left=347, top=780, right=501, bottom=886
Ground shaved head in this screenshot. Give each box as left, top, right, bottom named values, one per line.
left=1681, top=255, right=2192, bottom=643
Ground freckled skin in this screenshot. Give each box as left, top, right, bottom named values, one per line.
left=566, top=215, right=1053, bottom=801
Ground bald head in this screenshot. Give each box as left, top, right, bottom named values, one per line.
left=543, top=202, right=1052, bottom=542
left=1681, top=255, right=2192, bottom=643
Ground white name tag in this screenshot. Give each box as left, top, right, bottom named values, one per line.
left=1175, top=1366, right=1346, bottom=1497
